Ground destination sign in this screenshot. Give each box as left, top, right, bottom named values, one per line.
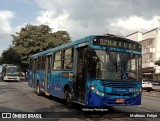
left=93, top=38, right=141, bottom=52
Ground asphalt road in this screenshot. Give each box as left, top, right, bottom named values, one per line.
left=0, top=81, right=160, bottom=121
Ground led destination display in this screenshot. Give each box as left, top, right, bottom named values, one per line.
left=93, top=37, right=141, bottom=52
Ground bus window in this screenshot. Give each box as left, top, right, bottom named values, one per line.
left=53, top=51, right=62, bottom=70
left=63, top=48, right=73, bottom=69
left=41, top=56, right=46, bottom=70
left=37, top=57, right=41, bottom=70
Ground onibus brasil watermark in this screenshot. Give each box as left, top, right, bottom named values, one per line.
left=1, top=113, right=42, bottom=119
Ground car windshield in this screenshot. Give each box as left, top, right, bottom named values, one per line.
left=87, top=49, right=142, bottom=81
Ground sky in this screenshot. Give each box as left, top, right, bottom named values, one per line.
left=1, top=0, right=160, bottom=55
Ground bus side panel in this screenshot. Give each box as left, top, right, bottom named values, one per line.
left=49, top=71, right=64, bottom=98
left=48, top=71, right=72, bottom=99
left=29, top=70, right=45, bottom=89
left=32, top=71, right=39, bottom=88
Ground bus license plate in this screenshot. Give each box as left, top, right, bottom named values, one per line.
left=116, top=99, right=125, bottom=103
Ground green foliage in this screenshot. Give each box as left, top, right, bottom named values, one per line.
left=0, top=57, right=2, bottom=64
left=12, top=24, right=71, bottom=63
left=155, top=60, right=160, bottom=66
left=1, top=47, right=21, bottom=65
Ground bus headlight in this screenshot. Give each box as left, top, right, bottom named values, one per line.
left=94, top=88, right=105, bottom=97
left=96, top=90, right=105, bottom=97
left=89, top=85, right=105, bottom=96
left=96, top=91, right=99, bottom=95
left=90, top=86, right=95, bottom=91
left=101, top=92, right=105, bottom=96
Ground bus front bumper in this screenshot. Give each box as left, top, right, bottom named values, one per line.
left=3, top=76, right=20, bottom=81
left=86, top=91, right=142, bottom=107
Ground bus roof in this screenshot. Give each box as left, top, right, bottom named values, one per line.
left=30, top=35, right=94, bottom=58
left=30, top=35, right=141, bottom=58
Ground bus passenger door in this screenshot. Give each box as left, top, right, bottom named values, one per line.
left=75, top=47, right=87, bottom=101
left=45, top=55, right=51, bottom=96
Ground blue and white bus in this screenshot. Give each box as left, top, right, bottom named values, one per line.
left=1, top=64, right=22, bottom=81
left=28, top=35, right=142, bottom=107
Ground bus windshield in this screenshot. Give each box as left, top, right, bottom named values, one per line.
left=5, top=66, right=20, bottom=76
left=87, top=49, right=141, bottom=81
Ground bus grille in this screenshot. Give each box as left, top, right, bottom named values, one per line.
left=107, top=93, right=134, bottom=96
left=103, top=82, right=137, bottom=88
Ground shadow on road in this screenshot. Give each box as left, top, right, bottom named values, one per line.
left=32, top=93, right=130, bottom=119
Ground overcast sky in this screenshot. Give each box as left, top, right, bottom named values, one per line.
left=1, top=0, right=160, bottom=55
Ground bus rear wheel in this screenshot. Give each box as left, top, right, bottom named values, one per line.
left=65, top=90, right=73, bottom=108
left=36, top=83, right=42, bottom=96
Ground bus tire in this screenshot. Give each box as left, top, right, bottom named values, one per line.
left=36, top=83, right=42, bottom=96
left=65, top=90, right=73, bottom=108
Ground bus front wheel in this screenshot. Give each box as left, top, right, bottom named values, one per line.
left=36, top=83, right=42, bottom=96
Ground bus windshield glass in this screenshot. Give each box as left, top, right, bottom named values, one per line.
left=5, top=66, right=20, bottom=76
left=87, top=49, right=141, bottom=81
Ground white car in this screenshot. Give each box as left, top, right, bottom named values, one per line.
left=142, top=80, right=153, bottom=92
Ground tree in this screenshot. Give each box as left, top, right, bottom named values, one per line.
left=0, top=57, right=2, bottom=65
left=155, top=59, right=160, bottom=66
left=1, top=47, right=21, bottom=65
left=12, top=24, right=71, bottom=63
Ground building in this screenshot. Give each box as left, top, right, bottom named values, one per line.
left=126, top=28, right=160, bottom=81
